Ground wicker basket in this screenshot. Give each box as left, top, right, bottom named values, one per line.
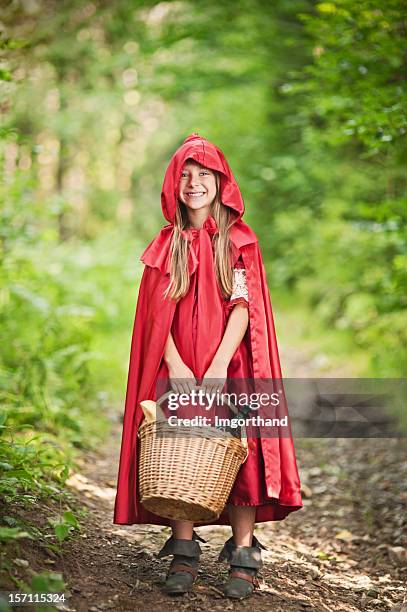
left=138, top=391, right=248, bottom=522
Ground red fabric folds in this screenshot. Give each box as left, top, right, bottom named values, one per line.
left=113, top=133, right=303, bottom=526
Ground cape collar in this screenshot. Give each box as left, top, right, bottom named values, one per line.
left=140, top=217, right=257, bottom=276
left=180, top=214, right=218, bottom=242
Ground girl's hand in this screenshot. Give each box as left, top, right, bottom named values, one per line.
left=167, top=358, right=197, bottom=396
left=201, top=358, right=228, bottom=398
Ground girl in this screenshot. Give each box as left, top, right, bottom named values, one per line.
left=114, top=133, right=303, bottom=600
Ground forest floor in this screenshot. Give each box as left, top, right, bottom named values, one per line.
left=3, top=343, right=407, bottom=611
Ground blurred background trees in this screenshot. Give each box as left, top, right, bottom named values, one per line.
left=1, top=0, right=406, bottom=514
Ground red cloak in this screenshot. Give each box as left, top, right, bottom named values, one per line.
left=113, top=133, right=303, bottom=526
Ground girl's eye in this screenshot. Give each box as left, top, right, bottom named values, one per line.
left=181, top=170, right=210, bottom=178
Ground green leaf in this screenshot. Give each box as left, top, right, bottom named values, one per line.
left=0, top=68, right=12, bottom=81
left=59, top=465, right=70, bottom=482
left=0, top=527, right=33, bottom=542
left=31, top=571, right=65, bottom=593
left=62, top=511, right=80, bottom=530
left=54, top=523, right=70, bottom=543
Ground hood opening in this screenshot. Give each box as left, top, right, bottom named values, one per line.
left=161, top=133, right=245, bottom=225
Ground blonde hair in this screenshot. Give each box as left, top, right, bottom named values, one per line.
left=163, top=172, right=234, bottom=301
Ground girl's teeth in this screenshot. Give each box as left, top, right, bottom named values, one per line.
left=188, top=192, right=205, bottom=197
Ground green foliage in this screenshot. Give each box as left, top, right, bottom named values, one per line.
left=0, top=527, right=33, bottom=543
left=1, top=170, right=96, bottom=512
left=300, top=0, right=407, bottom=153
left=272, top=0, right=407, bottom=374
left=48, top=510, right=81, bottom=544
left=31, top=571, right=65, bottom=593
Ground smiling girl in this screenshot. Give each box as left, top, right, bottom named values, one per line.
left=114, top=133, right=303, bottom=600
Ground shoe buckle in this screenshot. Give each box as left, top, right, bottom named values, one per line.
left=168, top=563, right=197, bottom=578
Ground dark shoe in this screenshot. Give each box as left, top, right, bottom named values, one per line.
left=218, top=535, right=266, bottom=599
left=158, top=531, right=205, bottom=595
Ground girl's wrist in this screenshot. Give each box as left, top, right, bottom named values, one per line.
left=211, top=354, right=230, bottom=369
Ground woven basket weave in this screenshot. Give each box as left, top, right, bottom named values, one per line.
left=138, top=392, right=248, bottom=522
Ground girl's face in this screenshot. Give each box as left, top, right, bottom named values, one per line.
left=178, top=161, right=217, bottom=212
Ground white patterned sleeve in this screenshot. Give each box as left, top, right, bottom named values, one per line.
left=229, top=267, right=249, bottom=305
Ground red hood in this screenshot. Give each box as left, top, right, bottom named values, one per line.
left=161, top=133, right=245, bottom=224
left=140, top=133, right=257, bottom=274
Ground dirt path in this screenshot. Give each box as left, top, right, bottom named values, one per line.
left=61, top=343, right=407, bottom=612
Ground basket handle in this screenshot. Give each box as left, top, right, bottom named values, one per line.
left=155, top=388, right=249, bottom=454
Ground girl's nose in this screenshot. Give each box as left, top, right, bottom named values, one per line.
left=188, top=173, right=201, bottom=187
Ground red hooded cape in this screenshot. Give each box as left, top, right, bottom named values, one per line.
left=113, top=133, right=303, bottom=526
